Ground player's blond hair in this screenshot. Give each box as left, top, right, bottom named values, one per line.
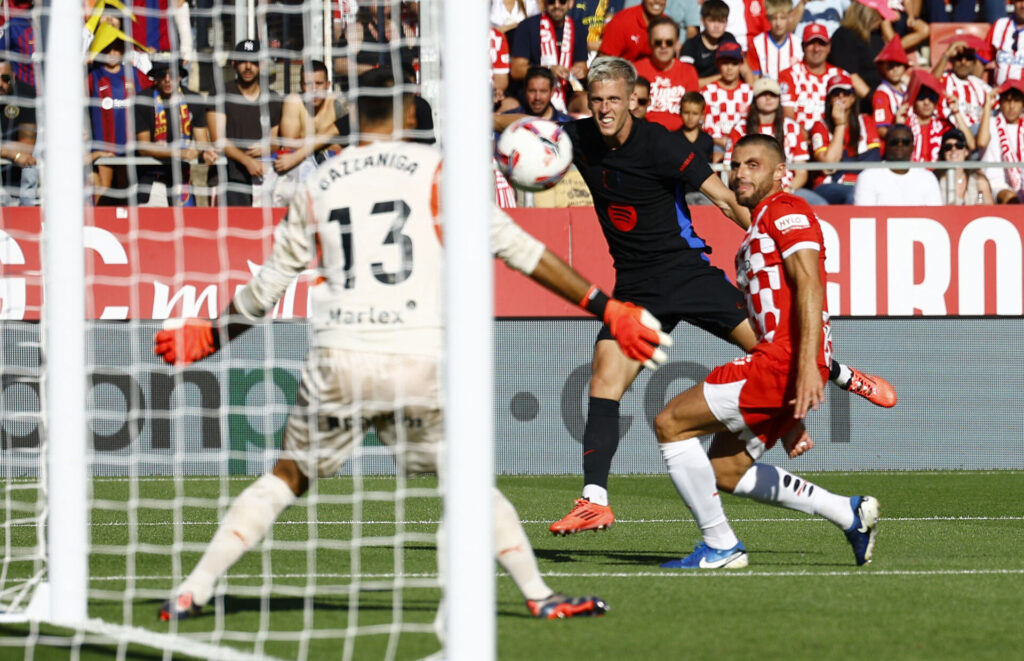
left=587, top=57, right=637, bottom=92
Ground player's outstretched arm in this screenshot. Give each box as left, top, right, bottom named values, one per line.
left=699, top=173, right=751, bottom=230
left=153, top=301, right=257, bottom=366
left=785, top=248, right=826, bottom=419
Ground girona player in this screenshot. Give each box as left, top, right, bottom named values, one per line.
left=655, top=133, right=878, bottom=569
left=155, top=71, right=673, bottom=622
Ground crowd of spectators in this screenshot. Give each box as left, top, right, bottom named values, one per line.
left=490, top=0, right=1024, bottom=207
left=2, top=1, right=1024, bottom=208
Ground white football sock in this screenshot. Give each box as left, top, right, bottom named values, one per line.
left=178, top=473, right=297, bottom=606
left=581, top=484, right=608, bottom=506
left=732, top=463, right=854, bottom=529
left=494, top=489, right=552, bottom=601
left=660, top=438, right=739, bottom=550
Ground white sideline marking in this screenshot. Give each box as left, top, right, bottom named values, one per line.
left=84, top=568, right=1024, bottom=583
left=65, top=515, right=1024, bottom=528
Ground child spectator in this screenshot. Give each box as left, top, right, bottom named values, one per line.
left=680, top=0, right=740, bottom=86
left=726, top=77, right=817, bottom=201
left=779, top=23, right=850, bottom=133
left=977, top=79, right=1024, bottom=204
left=871, top=37, right=909, bottom=140
left=599, top=0, right=667, bottom=62
left=809, top=72, right=881, bottom=204
left=675, top=91, right=716, bottom=203
left=931, top=36, right=993, bottom=134
left=747, top=0, right=803, bottom=81
left=634, top=16, right=699, bottom=131
left=895, top=69, right=974, bottom=162
left=701, top=41, right=752, bottom=149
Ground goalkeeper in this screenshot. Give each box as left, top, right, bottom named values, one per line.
left=156, top=71, right=669, bottom=622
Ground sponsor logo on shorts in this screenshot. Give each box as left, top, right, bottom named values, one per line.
left=774, top=213, right=811, bottom=232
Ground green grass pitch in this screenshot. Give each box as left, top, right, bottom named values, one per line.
left=2, top=471, right=1023, bottom=660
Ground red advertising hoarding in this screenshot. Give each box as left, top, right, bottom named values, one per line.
left=1, top=205, right=1022, bottom=319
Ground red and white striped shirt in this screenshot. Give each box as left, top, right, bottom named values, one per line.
left=908, top=113, right=948, bottom=162
left=871, top=81, right=905, bottom=129
left=493, top=159, right=517, bottom=208
left=726, top=117, right=808, bottom=187
left=746, top=32, right=802, bottom=81
left=987, top=17, right=1024, bottom=87
left=780, top=61, right=847, bottom=134
left=940, top=73, right=991, bottom=128
left=702, top=81, right=753, bottom=139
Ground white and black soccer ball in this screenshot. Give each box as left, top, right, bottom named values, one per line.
left=495, top=117, right=574, bottom=192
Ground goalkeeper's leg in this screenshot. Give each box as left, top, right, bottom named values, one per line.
left=160, top=460, right=307, bottom=620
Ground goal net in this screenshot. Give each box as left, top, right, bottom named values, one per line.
left=0, top=1, right=493, bottom=659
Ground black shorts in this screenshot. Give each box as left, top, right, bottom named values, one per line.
left=597, top=256, right=747, bottom=343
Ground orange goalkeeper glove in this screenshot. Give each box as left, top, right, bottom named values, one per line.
left=603, top=299, right=672, bottom=369
left=153, top=318, right=219, bottom=365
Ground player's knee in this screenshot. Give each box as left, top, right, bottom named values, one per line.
left=654, top=408, right=679, bottom=444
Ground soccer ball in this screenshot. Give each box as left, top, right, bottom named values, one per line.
left=496, top=117, right=574, bottom=192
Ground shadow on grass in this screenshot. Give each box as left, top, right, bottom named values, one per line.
left=148, top=594, right=441, bottom=620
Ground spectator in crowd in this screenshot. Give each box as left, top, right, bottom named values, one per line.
left=747, top=0, right=804, bottom=82
left=895, top=69, right=974, bottom=162
left=87, top=37, right=154, bottom=205
left=0, top=56, right=36, bottom=206
left=491, top=0, right=542, bottom=35
left=600, top=0, right=666, bottom=62
left=124, top=0, right=195, bottom=65
left=84, top=3, right=154, bottom=76
left=572, top=0, right=628, bottom=55
left=207, top=39, right=283, bottom=206
left=726, top=77, right=820, bottom=203
left=0, top=1, right=35, bottom=88
left=809, top=72, right=881, bottom=203
left=977, top=79, right=1024, bottom=204
left=853, top=123, right=942, bottom=204
left=827, top=0, right=897, bottom=103
left=871, top=37, right=909, bottom=140
left=701, top=40, right=752, bottom=149
left=335, top=65, right=435, bottom=147
left=491, top=27, right=515, bottom=111
left=932, top=36, right=994, bottom=134
left=633, top=16, right=698, bottom=130
left=793, top=0, right=852, bottom=38
left=272, top=60, right=346, bottom=204
left=875, top=0, right=930, bottom=56
left=500, top=66, right=576, bottom=124
left=986, top=1, right=1024, bottom=88
left=676, top=90, right=714, bottom=162
left=511, top=0, right=589, bottom=113
left=680, top=0, right=741, bottom=86
left=134, top=56, right=212, bottom=206
left=631, top=75, right=652, bottom=118
left=723, top=0, right=770, bottom=53
left=779, top=23, right=849, bottom=133
left=934, top=127, right=994, bottom=205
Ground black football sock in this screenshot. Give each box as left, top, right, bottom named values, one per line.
left=581, top=397, right=620, bottom=491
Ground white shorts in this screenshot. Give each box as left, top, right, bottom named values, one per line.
left=280, top=347, right=443, bottom=478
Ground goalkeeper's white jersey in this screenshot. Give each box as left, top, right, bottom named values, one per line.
left=233, top=139, right=546, bottom=355
left=236, top=140, right=445, bottom=355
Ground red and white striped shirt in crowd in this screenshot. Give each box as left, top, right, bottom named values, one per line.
left=871, top=80, right=905, bottom=130
left=987, top=17, right=1024, bottom=87
left=493, top=159, right=517, bottom=209
left=907, top=113, right=949, bottom=162
left=809, top=114, right=880, bottom=186
left=940, top=73, right=991, bottom=128
left=725, top=117, right=808, bottom=188
left=746, top=32, right=802, bottom=81
left=780, top=61, right=847, bottom=133
left=634, top=57, right=699, bottom=132
left=490, top=28, right=510, bottom=81
left=702, top=81, right=753, bottom=139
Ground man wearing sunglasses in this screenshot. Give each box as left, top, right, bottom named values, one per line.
left=853, top=123, right=942, bottom=205
left=510, top=0, right=589, bottom=114
left=0, top=58, right=36, bottom=206
left=933, top=38, right=993, bottom=132
left=633, top=16, right=698, bottom=130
